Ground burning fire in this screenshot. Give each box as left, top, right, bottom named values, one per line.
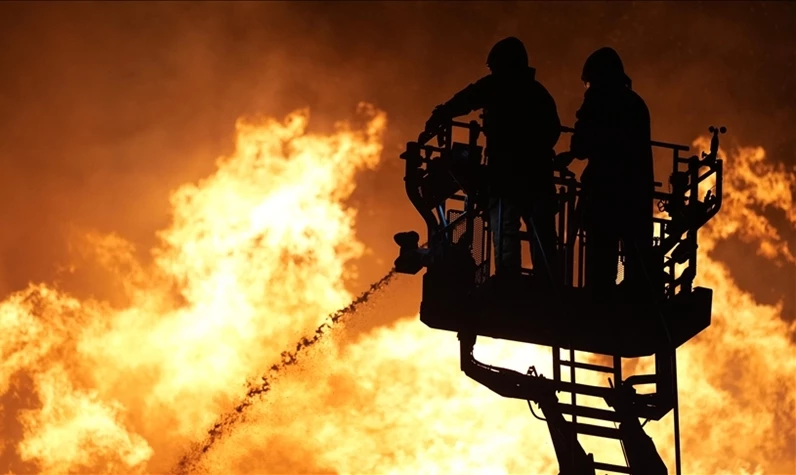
left=1, top=104, right=794, bottom=474
left=1, top=103, right=386, bottom=473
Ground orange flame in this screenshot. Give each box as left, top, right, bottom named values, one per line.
left=1, top=103, right=386, bottom=473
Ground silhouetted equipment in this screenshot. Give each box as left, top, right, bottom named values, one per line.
left=394, top=119, right=726, bottom=475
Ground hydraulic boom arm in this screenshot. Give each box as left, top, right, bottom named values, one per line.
left=459, top=332, right=666, bottom=475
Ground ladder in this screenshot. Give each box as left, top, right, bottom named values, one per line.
left=551, top=346, right=632, bottom=474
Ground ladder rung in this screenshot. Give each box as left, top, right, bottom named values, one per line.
left=556, top=403, right=622, bottom=423
left=625, top=374, right=657, bottom=385
left=552, top=380, right=613, bottom=398
left=567, top=421, right=622, bottom=439
left=593, top=461, right=633, bottom=474
left=559, top=360, right=616, bottom=374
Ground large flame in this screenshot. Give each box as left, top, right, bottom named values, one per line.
left=1, top=104, right=794, bottom=474
left=0, top=103, right=386, bottom=473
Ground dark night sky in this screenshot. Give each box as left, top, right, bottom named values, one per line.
left=0, top=1, right=792, bottom=320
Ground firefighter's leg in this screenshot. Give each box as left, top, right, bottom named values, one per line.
left=525, top=195, right=561, bottom=286
left=490, top=197, right=522, bottom=276
left=584, top=208, right=619, bottom=298
left=621, top=208, right=656, bottom=297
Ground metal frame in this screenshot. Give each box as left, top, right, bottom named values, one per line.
left=396, top=120, right=726, bottom=475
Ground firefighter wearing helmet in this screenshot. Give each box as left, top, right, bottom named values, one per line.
left=559, top=47, right=656, bottom=299
left=424, top=37, right=562, bottom=285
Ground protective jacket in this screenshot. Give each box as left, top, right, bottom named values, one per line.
left=432, top=67, right=561, bottom=195
left=570, top=83, right=654, bottom=210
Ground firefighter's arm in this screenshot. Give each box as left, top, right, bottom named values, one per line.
left=569, top=91, right=599, bottom=160
left=534, top=84, right=562, bottom=151
left=555, top=93, right=598, bottom=168
left=425, top=78, right=489, bottom=134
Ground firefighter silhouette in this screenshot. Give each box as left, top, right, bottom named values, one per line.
left=424, top=37, right=561, bottom=284
left=559, top=47, right=656, bottom=298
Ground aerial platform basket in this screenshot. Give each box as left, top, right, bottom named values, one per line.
left=420, top=273, right=712, bottom=358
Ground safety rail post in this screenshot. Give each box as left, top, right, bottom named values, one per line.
left=565, top=182, right=577, bottom=287
left=569, top=349, right=578, bottom=434
left=495, top=199, right=503, bottom=276
left=670, top=140, right=681, bottom=295
left=484, top=200, right=493, bottom=279
left=557, top=183, right=567, bottom=284
left=684, top=154, right=701, bottom=293
left=463, top=121, right=479, bottom=255
left=553, top=347, right=562, bottom=386
left=481, top=206, right=491, bottom=282
left=577, top=229, right=586, bottom=289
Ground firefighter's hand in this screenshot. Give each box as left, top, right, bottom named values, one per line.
left=419, top=114, right=442, bottom=145
left=424, top=107, right=445, bottom=135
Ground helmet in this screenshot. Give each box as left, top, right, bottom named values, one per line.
left=581, top=47, right=632, bottom=87
left=487, top=37, right=529, bottom=73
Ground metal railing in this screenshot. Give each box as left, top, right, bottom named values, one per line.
left=401, top=121, right=724, bottom=299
